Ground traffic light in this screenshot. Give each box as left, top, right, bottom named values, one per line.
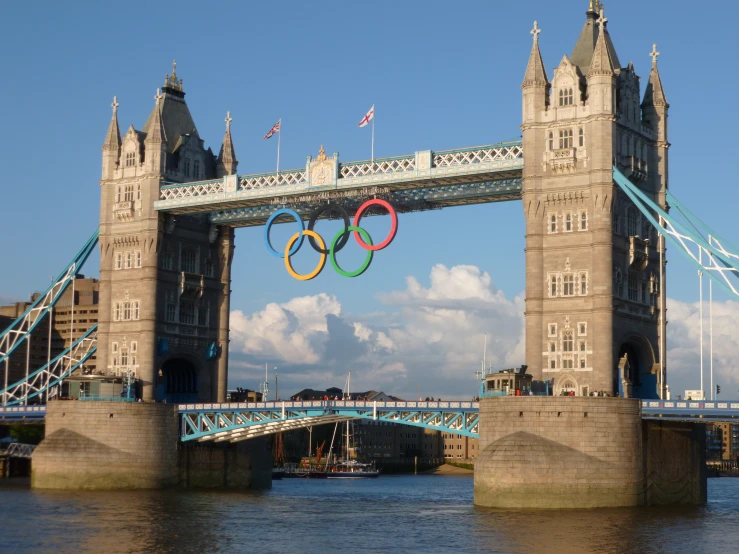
left=716, top=385, right=721, bottom=396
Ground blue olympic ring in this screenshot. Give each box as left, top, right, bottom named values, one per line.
left=264, top=208, right=305, bottom=258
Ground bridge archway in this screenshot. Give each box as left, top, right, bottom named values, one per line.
left=158, top=357, right=199, bottom=404
left=617, top=335, right=657, bottom=399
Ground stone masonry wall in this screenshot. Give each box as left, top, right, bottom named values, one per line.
left=32, top=401, right=180, bottom=489
left=474, top=397, right=645, bottom=508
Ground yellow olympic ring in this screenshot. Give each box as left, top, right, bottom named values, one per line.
left=284, top=230, right=327, bottom=281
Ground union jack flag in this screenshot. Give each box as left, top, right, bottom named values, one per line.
left=264, top=120, right=280, bottom=139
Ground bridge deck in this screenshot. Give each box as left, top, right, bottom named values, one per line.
left=153, top=142, right=523, bottom=226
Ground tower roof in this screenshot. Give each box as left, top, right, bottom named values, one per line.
left=522, top=21, right=549, bottom=87
left=102, top=96, right=122, bottom=151
left=141, top=61, right=197, bottom=153
left=571, top=1, right=620, bottom=74
left=642, top=44, right=668, bottom=107
left=588, top=8, right=615, bottom=76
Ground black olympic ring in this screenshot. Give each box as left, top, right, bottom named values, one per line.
left=307, top=203, right=351, bottom=255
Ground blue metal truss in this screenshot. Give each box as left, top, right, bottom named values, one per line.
left=179, top=400, right=480, bottom=442
left=0, top=229, right=99, bottom=367
left=1, top=325, right=98, bottom=406
left=641, top=400, right=739, bottom=422
left=210, top=179, right=522, bottom=225
left=612, top=167, right=739, bottom=299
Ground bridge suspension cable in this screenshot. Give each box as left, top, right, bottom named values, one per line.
left=0, top=324, right=97, bottom=406
left=612, top=168, right=739, bottom=300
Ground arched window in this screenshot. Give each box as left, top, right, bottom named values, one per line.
left=550, top=214, right=557, bottom=233
left=580, top=211, right=588, bottom=231
left=550, top=275, right=557, bottom=297
left=559, top=88, right=574, bottom=106
left=565, top=213, right=572, bottom=231
left=579, top=128, right=584, bottom=147
left=194, top=159, right=201, bottom=180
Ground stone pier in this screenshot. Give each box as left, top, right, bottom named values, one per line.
left=474, top=397, right=706, bottom=509
left=31, top=401, right=271, bottom=490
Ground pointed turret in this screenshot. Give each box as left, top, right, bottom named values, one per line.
left=144, top=89, right=167, bottom=174
left=642, top=44, right=668, bottom=108
left=588, top=8, right=614, bottom=76
left=522, top=21, right=549, bottom=87
left=145, top=89, right=167, bottom=145
left=102, top=96, right=122, bottom=179
left=217, top=111, right=238, bottom=177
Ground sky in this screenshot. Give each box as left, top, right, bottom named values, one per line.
left=0, top=0, right=737, bottom=400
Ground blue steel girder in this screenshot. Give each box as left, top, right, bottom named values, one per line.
left=154, top=141, right=523, bottom=226
left=178, top=400, right=480, bottom=442
left=612, top=167, right=739, bottom=299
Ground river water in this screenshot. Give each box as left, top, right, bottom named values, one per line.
left=1, top=476, right=738, bottom=553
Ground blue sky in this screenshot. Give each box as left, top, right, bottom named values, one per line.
left=0, top=1, right=737, bottom=399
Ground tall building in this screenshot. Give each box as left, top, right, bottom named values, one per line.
left=521, top=2, right=668, bottom=397
left=0, top=277, right=99, bottom=391
left=98, top=64, right=237, bottom=402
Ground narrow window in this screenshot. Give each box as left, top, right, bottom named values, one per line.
left=194, top=159, right=200, bottom=180
left=550, top=343, right=556, bottom=353
left=181, top=247, right=197, bottom=273
left=580, top=358, right=586, bottom=369
left=563, top=274, right=575, bottom=296
left=113, top=302, right=120, bottom=321
left=579, top=128, right=584, bottom=147
left=580, top=272, right=588, bottom=295
left=579, top=323, right=586, bottom=336
left=627, top=208, right=638, bottom=237
left=133, top=301, right=140, bottom=320
left=120, top=348, right=128, bottom=367
left=550, top=214, right=557, bottom=233
left=559, top=89, right=564, bottom=106
left=112, top=342, right=118, bottom=353
left=135, top=251, right=142, bottom=268
left=550, top=359, right=556, bottom=369
left=184, top=158, right=191, bottom=177
left=550, top=275, right=557, bottom=297
left=563, top=332, right=574, bottom=352
left=125, top=251, right=132, bottom=269
left=641, top=282, right=648, bottom=304
left=123, top=302, right=131, bottom=321
left=628, top=274, right=638, bottom=302
left=179, top=300, right=195, bottom=325
left=580, top=211, right=588, bottom=231
left=131, top=341, right=137, bottom=353
left=115, top=253, right=122, bottom=270
left=116, top=187, right=122, bottom=203
left=137, top=184, right=141, bottom=201
left=548, top=132, right=553, bottom=150
left=559, top=129, right=573, bottom=149
left=565, top=213, right=572, bottom=232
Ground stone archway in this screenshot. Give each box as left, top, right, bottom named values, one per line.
left=617, top=335, right=657, bottom=399
left=556, top=376, right=578, bottom=396
left=158, top=357, right=199, bottom=403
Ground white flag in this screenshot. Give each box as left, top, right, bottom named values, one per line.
left=358, top=105, right=375, bottom=128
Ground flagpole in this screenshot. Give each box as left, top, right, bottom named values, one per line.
left=371, top=108, right=375, bottom=163
left=276, top=118, right=281, bottom=174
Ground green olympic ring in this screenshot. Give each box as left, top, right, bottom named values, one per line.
left=329, top=226, right=373, bottom=278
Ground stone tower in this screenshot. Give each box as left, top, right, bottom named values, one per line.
left=98, top=63, right=237, bottom=402
left=521, top=3, right=669, bottom=397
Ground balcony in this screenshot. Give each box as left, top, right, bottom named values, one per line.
left=113, top=201, right=134, bottom=221
left=629, top=236, right=650, bottom=270
left=549, top=147, right=577, bottom=174
left=618, top=155, right=648, bottom=183
left=179, top=272, right=204, bottom=298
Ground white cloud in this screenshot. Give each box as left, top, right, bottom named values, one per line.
left=229, top=265, right=525, bottom=399
left=666, top=298, right=739, bottom=399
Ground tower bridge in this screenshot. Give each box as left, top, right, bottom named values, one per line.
left=1, top=2, right=737, bottom=505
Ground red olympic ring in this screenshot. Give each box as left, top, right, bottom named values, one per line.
left=352, top=199, right=398, bottom=251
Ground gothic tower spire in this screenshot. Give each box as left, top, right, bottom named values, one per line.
left=588, top=7, right=614, bottom=76
left=642, top=44, right=668, bottom=108
left=217, top=111, right=238, bottom=177
left=144, top=89, right=167, bottom=174
left=522, top=21, right=549, bottom=87
left=102, top=96, right=121, bottom=179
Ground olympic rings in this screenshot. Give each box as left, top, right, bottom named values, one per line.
left=265, top=208, right=304, bottom=258
left=263, top=201, right=398, bottom=280
left=307, top=203, right=350, bottom=255
left=353, top=199, right=398, bottom=251
left=284, top=230, right=326, bottom=281
left=329, top=226, right=373, bottom=278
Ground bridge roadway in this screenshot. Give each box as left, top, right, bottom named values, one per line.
left=3, top=399, right=739, bottom=442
